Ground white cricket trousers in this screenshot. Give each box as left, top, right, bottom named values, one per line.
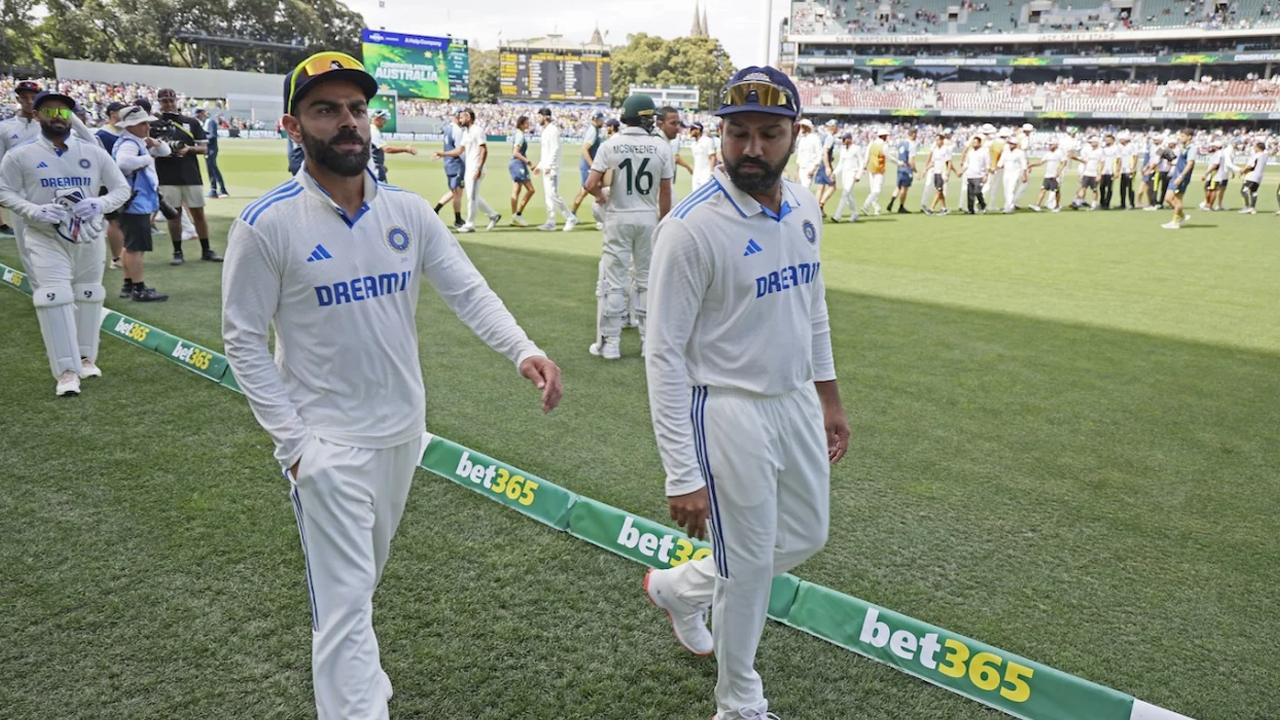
left=288, top=432, right=429, bottom=720
left=832, top=178, right=858, bottom=221
left=463, top=171, right=497, bottom=228
left=541, top=171, right=574, bottom=224
left=597, top=213, right=655, bottom=341
left=984, top=167, right=1003, bottom=209
left=17, top=224, right=106, bottom=378
left=662, top=384, right=829, bottom=719
left=861, top=173, right=884, bottom=212
left=1002, top=170, right=1022, bottom=212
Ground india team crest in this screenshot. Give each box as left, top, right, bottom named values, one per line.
left=386, top=227, right=410, bottom=253
left=802, top=220, right=817, bottom=244
left=79, top=158, right=91, bottom=169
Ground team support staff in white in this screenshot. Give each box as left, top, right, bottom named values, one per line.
left=642, top=67, right=850, bottom=720
left=221, top=52, right=563, bottom=720
left=0, top=91, right=130, bottom=396
left=532, top=107, right=576, bottom=230
left=583, top=94, right=673, bottom=360
left=435, top=108, right=500, bottom=233
left=689, top=121, right=719, bottom=191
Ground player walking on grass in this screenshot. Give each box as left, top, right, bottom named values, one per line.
left=583, top=94, right=672, bottom=360
left=532, top=108, right=576, bottom=231
left=435, top=108, right=500, bottom=233
left=432, top=110, right=466, bottom=229
left=1028, top=138, right=1066, bottom=212
left=642, top=67, right=849, bottom=720
left=0, top=91, right=130, bottom=397
left=860, top=127, right=889, bottom=216
left=885, top=126, right=917, bottom=214
left=508, top=115, right=536, bottom=226
left=221, top=53, right=563, bottom=720
left=922, top=129, right=955, bottom=215
left=959, top=134, right=991, bottom=214
left=1238, top=140, right=1268, bottom=214
left=567, top=112, right=607, bottom=231
left=1155, top=130, right=1195, bottom=230
left=830, top=132, right=862, bottom=222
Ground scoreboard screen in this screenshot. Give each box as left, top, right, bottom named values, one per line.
left=499, top=49, right=611, bottom=102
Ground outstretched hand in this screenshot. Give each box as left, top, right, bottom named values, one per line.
left=519, top=356, right=563, bottom=413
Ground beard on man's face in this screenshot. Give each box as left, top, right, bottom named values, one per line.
left=300, top=123, right=370, bottom=177
left=39, top=118, right=70, bottom=140
left=725, top=147, right=792, bottom=195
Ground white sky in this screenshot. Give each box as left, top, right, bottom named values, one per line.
left=345, top=0, right=791, bottom=68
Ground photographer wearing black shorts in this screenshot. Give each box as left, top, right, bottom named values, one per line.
left=150, top=88, right=222, bottom=265
left=113, top=106, right=170, bottom=302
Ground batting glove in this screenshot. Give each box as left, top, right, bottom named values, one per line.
left=72, top=197, right=106, bottom=220
left=33, top=204, right=69, bottom=224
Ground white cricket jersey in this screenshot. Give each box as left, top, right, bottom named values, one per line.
left=538, top=123, right=563, bottom=173
left=999, top=146, right=1028, bottom=172
left=0, top=133, right=130, bottom=240
left=795, top=133, right=821, bottom=171
left=668, top=136, right=682, bottom=180
left=1101, top=144, right=1120, bottom=174
left=590, top=126, right=673, bottom=216
left=462, top=123, right=487, bottom=173
left=1080, top=146, right=1103, bottom=177
left=647, top=168, right=835, bottom=495
left=0, top=115, right=40, bottom=166
left=221, top=168, right=543, bottom=469
left=1119, top=143, right=1137, bottom=173
left=690, top=135, right=717, bottom=177
left=1215, top=148, right=1233, bottom=181
left=1041, top=149, right=1067, bottom=178
left=963, top=148, right=990, bottom=179
left=927, top=143, right=953, bottom=176
left=835, top=143, right=861, bottom=183
left=1245, top=150, right=1270, bottom=183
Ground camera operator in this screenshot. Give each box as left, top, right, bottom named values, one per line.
left=150, top=88, right=221, bottom=264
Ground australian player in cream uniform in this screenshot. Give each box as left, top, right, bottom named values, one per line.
left=532, top=108, right=577, bottom=230
left=642, top=67, right=850, bottom=720
left=0, top=91, right=129, bottom=396
left=221, top=53, right=562, bottom=720
left=689, top=122, right=718, bottom=191
left=583, top=94, right=672, bottom=360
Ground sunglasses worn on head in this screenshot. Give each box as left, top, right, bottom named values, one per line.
left=289, top=51, right=365, bottom=113
left=721, top=81, right=795, bottom=111
left=39, top=107, right=73, bottom=119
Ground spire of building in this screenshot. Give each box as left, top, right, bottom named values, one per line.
left=702, top=6, right=709, bottom=37
left=589, top=24, right=604, bottom=45
left=691, top=2, right=705, bottom=37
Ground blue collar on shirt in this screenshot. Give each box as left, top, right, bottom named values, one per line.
left=761, top=201, right=792, bottom=222
left=303, top=167, right=375, bottom=228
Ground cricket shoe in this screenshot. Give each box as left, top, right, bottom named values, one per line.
left=1198, top=202, right=1212, bottom=211
left=588, top=337, right=621, bottom=360
left=1161, top=221, right=1181, bottom=230
left=1238, top=208, right=1256, bottom=215
left=712, top=711, right=782, bottom=719
left=110, top=257, right=122, bottom=270
left=56, top=371, right=81, bottom=397
left=131, top=285, right=169, bottom=302
left=644, top=568, right=713, bottom=656
left=170, top=252, right=185, bottom=266
left=1030, top=205, right=1041, bottom=212
left=486, top=213, right=501, bottom=231
left=456, top=224, right=476, bottom=233
left=1144, top=206, right=1159, bottom=211
left=201, top=249, right=223, bottom=262
left=80, top=358, right=102, bottom=379
left=511, top=214, right=529, bottom=227
left=596, top=222, right=605, bottom=231
left=563, top=216, right=580, bottom=232
left=537, top=222, right=557, bottom=231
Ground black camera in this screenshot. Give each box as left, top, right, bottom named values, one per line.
left=158, top=198, right=181, bottom=221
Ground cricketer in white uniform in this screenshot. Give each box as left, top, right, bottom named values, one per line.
left=643, top=67, right=850, bottom=720
left=1239, top=141, right=1269, bottom=214
left=998, top=139, right=1028, bottom=214
left=830, top=133, right=862, bottom=222
left=0, top=91, right=130, bottom=397
left=532, top=108, right=576, bottom=230
left=793, top=119, right=820, bottom=189
left=690, top=122, right=718, bottom=191
left=583, top=94, right=673, bottom=360
left=435, top=108, right=500, bottom=233
left=220, top=53, right=562, bottom=720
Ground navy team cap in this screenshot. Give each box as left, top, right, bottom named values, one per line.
left=714, top=66, right=800, bottom=119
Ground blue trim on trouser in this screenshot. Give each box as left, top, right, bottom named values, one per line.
left=288, top=475, right=320, bottom=632
left=692, top=386, right=728, bottom=579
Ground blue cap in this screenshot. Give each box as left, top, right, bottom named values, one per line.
left=714, top=66, right=800, bottom=119
left=690, top=121, right=704, bottom=131
left=592, top=111, right=606, bottom=120
left=32, top=91, right=76, bottom=111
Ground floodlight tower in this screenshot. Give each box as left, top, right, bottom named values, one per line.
left=759, top=0, right=775, bottom=66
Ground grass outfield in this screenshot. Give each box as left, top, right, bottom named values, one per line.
left=1, top=140, right=1278, bottom=720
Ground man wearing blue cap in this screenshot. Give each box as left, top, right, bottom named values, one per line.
left=222, top=51, right=561, bottom=720
left=643, top=66, right=850, bottom=720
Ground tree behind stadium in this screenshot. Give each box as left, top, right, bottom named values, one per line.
left=611, top=33, right=735, bottom=111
